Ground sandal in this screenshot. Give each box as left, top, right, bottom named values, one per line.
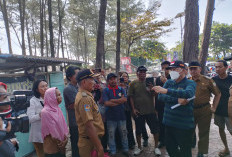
left=218, top=150, right=230, bottom=157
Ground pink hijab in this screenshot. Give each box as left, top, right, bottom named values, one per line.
left=41, top=87, right=68, bottom=141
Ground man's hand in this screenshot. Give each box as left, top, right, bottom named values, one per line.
left=178, top=98, right=188, bottom=105
left=152, top=86, right=168, bottom=94
left=160, top=75, right=167, bottom=84
left=133, top=109, right=140, bottom=117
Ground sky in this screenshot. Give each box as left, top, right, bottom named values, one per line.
left=0, top=0, right=232, bottom=54
left=150, top=0, right=232, bottom=49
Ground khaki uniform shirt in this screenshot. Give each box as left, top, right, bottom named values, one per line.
left=193, top=75, right=220, bottom=106
left=74, top=88, right=104, bottom=139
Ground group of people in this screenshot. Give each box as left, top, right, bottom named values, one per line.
left=25, top=59, right=232, bottom=157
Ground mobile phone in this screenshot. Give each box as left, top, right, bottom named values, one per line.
left=146, top=77, right=154, bottom=86
left=95, top=68, right=101, bottom=73
left=120, top=78, right=124, bottom=83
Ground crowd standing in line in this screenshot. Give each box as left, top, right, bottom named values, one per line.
left=24, top=59, right=232, bottom=157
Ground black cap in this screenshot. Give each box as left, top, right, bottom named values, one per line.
left=166, top=60, right=185, bottom=70
left=189, top=61, right=201, bottom=68
left=76, top=69, right=97, bottom=82
left=137, top=66, right=147, bottom=72
left=107, top=73, right=117, bottom=81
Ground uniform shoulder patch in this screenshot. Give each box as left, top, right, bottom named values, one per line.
left=82, top=92, right=87, bottom=97
left=84, top=104, right=91, bottom=111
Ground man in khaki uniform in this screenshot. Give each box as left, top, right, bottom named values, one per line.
left=189, top=61, right=221, bottom=157
left=74, top=69, right=105, bottom=157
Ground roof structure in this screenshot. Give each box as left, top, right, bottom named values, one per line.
left=0, top=54, right=83, bottom=72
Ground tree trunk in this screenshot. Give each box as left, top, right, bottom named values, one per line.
left=199, top=0, right=215, bottom=74
left=77, top=27, right=83, bottom=60
left=44, top=0, right=49, bottom=57
left=48, top=0, right=55, bottom=58
left=84, top=25, right=88, bottom=65
left=18, top=0, right=26, bottom=55
left=64, top=31, right=70, bottom=59
left=31, top=18, right=37, bottom=56
left=40, top=0, right=44, bottom=56
left=96, top=0, right=107, bottom=69
left=116, top=0, right=121, bottom=73
left=58, top=0, right=65, bottom=58
left=183, top=0, right=199, bottom=63
left=0, top=0, right=13, bottom=54
left=26, top=17, right=32, bottom=56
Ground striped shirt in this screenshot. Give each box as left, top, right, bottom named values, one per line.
left=158, top=77, right=196, bottom=129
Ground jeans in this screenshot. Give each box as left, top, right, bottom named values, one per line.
left=69, top=125, right=80, bottom=157
left=165, top=126, right=194, bottom=157
left=107, top=120, right=128, bottom=154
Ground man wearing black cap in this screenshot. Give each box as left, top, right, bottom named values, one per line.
left=74, top=69, right=105, bottom=157
left=155, top=61, right=171, bottom=148
left=189, top=61, right=221, bottom=157
left=102, top=73, right=129, bottom=156
left=128, top=66, right=161, bottom=156
left=153, top=60, right=196, bottom=157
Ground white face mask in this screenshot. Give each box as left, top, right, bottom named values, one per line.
left=170, top=71, right=180, bottom=80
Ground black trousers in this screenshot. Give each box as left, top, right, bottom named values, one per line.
left=125, top=110, right=136, bottom=147
left=165, top=126, right=194, bottom=157
left=101, top=122, right=108, bottom=151
left=157, top=107, right=165, bottom=144
left=69, top=125, right=80, bottom=157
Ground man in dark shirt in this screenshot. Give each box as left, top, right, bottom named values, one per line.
left=63, top=66, right=81, bottom=157
left=155, top=61, right=170, bottom=148
left=154, top=60, right=196, bottom=157
left=213, top=60, right=232, bottom=157
left=102, top=73, right=129, bottom=156
left=128, top=66, right=160, bottom=156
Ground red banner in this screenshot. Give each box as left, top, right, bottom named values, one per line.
left=121, top=57, right=132, bottom=73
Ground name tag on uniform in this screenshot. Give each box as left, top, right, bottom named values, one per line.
left=84, top=104, right=91, bottom=111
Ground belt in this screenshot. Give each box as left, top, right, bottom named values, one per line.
left=194, top=103, right=210, bottom=109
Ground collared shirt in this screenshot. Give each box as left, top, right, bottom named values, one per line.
left=63, top=83, right=78, bottom=127
left=102, top=86, right=126, bottom=121
left=27, top=96, right=44, bottom=143
left=74, top=88, right=104, bottom=139
left=193, top=75, right=220, bottom=106
left=158, top=77, right=196, bottom=129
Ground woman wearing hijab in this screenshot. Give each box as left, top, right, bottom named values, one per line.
left=41, top=87, right=69, bottom=157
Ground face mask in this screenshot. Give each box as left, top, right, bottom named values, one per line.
left=170, top=71, right=180, bottom=80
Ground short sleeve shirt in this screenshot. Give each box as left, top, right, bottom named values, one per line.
left=213, top=75, right=232, bottom=116
left=128, top=80, right=155, bottom=115
left=194, top=75, right=220, bottom=106
left=102, top=87, right=126, bottom=121
left=63, top=83, right=78, bottom=127
left=74, top=89, right=104, bottom=138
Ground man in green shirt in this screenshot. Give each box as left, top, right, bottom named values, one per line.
left=128, top=66, right=160, bottom=156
